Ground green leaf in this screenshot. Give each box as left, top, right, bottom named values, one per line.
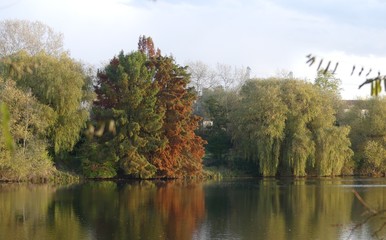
left=0, top=102, right=14, bottom=152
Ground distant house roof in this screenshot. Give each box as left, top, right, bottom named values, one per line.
left=341, top=100, right=366, bottom=108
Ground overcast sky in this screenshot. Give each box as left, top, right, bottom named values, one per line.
left=1, top=0, right=386, bottom=99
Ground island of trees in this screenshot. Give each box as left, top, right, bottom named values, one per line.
left=0, top=20, right=385, bottom=181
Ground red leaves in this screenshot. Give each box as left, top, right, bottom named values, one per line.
left=149, top=56, right=205, bottom=178
left=138, top=35, right=161, bottom=58
left=88, top=37, right=205, bottom=179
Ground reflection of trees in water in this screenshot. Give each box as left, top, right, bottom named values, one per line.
left=155, top=181, right=206, bottom=240
left=64, top=180, right=205, bottom=240
left=3, top=180, right=386, bottom=239
left=202, top=179, right=386, bottom=240
left=0, top=184, right=86, bottom=240
left=0, top=182, right=206, bottom=240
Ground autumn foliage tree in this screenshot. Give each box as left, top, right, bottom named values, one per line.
left=0, top=77, right=55, bottom=180
left=151, top=55, right=205, bottom=177
left=81, top=36, right=205, bottom=178
left=0, top=19, right=94, bottom=181
left=84, top=50, right=163, bottom=178
left=3, top=52, right=93, bottom=156
left=140, top=36, right=205, bottom=178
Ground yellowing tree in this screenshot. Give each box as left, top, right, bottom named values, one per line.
left=1, top=51, right=93, bottom=156
left=230, top=78, right=353, bottom=177
left=0, top=78, right=55, bottom=180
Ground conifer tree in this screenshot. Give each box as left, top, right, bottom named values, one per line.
left=137, top=36, right=205, bottom=178
left=150, top=55, right=205, bottom=177
left=91, top=50, right=163, bottom=178
left=84, top=36, right=205, bottom=178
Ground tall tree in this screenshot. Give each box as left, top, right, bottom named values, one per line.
left=314, top=70, right=344, bottom=117
left=231, top=79, right=287, bottom=176
left=342, top=97, right=386, bottom=175
left=186, top=61, right=218, bottom=95
left=81, top=36, right=205, bottom=179
left=314, top=70, right=342, bottom=94
left=229, top=78, right=352, bottom=177
left=151, top=55, right=205, bottom=178
left=1, top=51, right=93, bottom=156
left=216, top=63, right=249, bottom=91
left=89, top=50, right=163, bottom=178
left=0, top=19, right=64, bottom=57
left=0, top=77, right=55, bottom=180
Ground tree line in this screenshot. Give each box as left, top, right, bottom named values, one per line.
left=0, top=19, right=385, bottom=180
left=196, top=67, right=386, bottom=177
left=0, top=20, right=204, bottom=180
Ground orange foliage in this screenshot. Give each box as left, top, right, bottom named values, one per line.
left=150, top=55, right=206, bottom=178
left=138, top=36, right=160, bottom=58
left=155, top=182, right=205, bottom=239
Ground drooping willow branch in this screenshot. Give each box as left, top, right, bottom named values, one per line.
left=358, top=75, right=385, bottom=96
left=306, top=54, right=385, bottom=96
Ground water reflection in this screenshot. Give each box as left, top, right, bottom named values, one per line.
left=0, top=184, right=86, bottom=240
left=55, top=181, right=205, bottom=240
left=1, top=179, right=386, bottom=240
left=197, top=178, right=386, bottom=240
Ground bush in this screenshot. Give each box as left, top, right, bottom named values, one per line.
left=362, top=140, right=386, bottom=175
left=81, top=160, right=117, bottom=178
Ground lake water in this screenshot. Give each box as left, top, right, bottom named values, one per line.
left=1, top=178, right=386, bottom=240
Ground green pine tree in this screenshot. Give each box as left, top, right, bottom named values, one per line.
left=86, top=50, right=163, bottom=178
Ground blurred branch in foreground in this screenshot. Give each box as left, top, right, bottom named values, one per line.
left=346, top=190, right=386, bottom=240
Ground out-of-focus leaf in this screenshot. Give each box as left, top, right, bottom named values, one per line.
left=0, top=102, right=14, bottom=151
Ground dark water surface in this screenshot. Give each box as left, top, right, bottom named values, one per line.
left=1, top=178, right=386, bottom=240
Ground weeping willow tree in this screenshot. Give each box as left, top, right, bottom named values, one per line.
left=0, top=51, right=94, bottom=157
left=279, top=80, right=318, bottom=176
left=231, top=79, right=287, bottom=176
left=312, top=126, right=352, bottom=176
left=0, top=77, right=55, bottom=181
left=230, top=77, right=353, bottom=177
left=310, top=73, right=353, bottom=176
left=341, top=97, right=386, bottom=175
